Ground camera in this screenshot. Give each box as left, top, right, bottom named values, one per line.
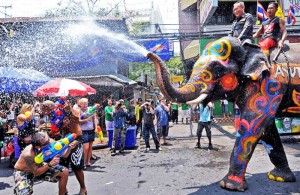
left=146, top=99, right=154, bottom=105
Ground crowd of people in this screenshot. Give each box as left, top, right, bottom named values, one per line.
left=0, top=2, right=288, bottom=193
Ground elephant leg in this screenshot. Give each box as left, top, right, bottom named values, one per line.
left=261, top=121, right=296, bottom=182
left=220, top=117, right=266, bottom=191
left=220, top=134, right=260, bottom=191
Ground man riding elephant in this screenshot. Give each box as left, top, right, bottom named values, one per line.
left=253, top=2, right=287, bottom=61
left=229, top=1, right=254, bottom=44
left=147, top=36, right=299, bottom=191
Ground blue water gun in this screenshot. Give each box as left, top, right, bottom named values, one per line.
left=34, top=133, right=77, bottom=164
left=50, top=97, right=66, bottom=133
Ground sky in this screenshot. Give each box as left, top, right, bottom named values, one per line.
left=0, top=0, right=178, bottom=25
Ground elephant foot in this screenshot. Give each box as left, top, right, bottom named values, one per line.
left=220, top=174, right=248, bottom=192
left=268, top=167, right=296, bottom=182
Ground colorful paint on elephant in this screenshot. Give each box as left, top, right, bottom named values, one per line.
left=220, top=73, right=238, bottom=91
left=195, top=38, right=231, bottom=68
left=148, top=36, right=299, bottom=191
left=235, top=78, right=283, bottom=177
left=185, top=38, right=233, bottom=94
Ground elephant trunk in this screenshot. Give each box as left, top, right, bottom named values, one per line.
left=147, top=52, right=202, bottom=103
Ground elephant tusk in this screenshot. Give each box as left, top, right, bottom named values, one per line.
left=186, top=94, right=208, bottom=105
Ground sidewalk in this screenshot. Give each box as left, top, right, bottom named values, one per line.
left=92, top=121, right=300, bottom=150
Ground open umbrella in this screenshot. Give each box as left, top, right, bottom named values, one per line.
left=34, top=78, right=96, bottom=97
left=0, top=67, right=50, bottom=93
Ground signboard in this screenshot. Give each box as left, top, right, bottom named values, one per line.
left=137, top=39, right=171, bottom=62
left=283, top=0, right=300, bottom=26
left=169, top=41, right=174, bottom=57
left=275, top=117, right=300, bottom=134
left=199, top=0, right=218, bottom=28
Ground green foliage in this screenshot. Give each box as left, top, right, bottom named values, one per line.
left=129, top=21, right=151, bottom=35
left=129, top=56, right=185, bottom=81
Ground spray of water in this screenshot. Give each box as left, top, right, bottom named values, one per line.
left=1, top=19, right=150, bottom=77
left=64, top=21, right=149, bottom=57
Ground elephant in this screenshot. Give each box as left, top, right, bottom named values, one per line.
left=147, top=36, right=300, bottom=191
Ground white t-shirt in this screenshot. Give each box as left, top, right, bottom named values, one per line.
left=7, top=110, right=15, bottom=120
left=223, top=100, right=228, bottom=105
left=73, top=104, right=79, bottom=110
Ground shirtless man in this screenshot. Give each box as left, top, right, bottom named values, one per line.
left=14, top=132, right=73, bottom=195
left=59, top=100, right=87, bottom=195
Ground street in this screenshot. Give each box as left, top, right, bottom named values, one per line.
left=1, top=123, right=299, bottom=195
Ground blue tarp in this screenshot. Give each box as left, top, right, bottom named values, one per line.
left=0, top=67, right=50, bottom=93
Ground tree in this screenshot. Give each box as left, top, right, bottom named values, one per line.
left=43, top=0, right=121, bottom=17
left=129, top=21, right=151, bottom=36
left=129, top=56, right=185, bottom=82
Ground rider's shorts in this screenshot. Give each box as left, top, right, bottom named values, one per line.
left=258, top=38, right=277, bottom=55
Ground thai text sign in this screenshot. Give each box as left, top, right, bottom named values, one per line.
left=199, top=0, right=218, bottom=27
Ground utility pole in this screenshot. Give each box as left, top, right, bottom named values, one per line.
left=0, top=5, right=12, bottom=18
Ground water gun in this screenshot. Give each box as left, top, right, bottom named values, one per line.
left=34, top=133, right=77, bottom=164
left=96, top=126, right=104, bottom=143
left=80, top=104, right=101, bottom=119
left=50, top=97, right=66, bottom=133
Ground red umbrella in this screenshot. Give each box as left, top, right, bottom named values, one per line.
left=34, top=78, right=96, bottom=97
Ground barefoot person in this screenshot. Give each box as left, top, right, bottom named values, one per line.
left=14, top=132, right=72, bottom=195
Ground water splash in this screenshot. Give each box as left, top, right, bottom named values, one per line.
left=65, top=21, right=149, bottom=57
left=0, top=19, right=149, bottom=77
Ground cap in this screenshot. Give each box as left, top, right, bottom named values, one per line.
left=119, top=99, right=124, bottom=102
left=138, top=98, right=143, bottom=102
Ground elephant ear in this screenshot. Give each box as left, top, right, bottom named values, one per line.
left=240, top=46, right=271, bottom=80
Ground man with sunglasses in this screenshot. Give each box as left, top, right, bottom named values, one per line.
left=14, top=132, right=74, bottom=195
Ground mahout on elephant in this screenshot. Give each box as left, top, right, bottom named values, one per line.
left=147, top=36, right=299, bottom=191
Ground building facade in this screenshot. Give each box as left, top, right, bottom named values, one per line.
left=179, top=0, right=300, bottom=75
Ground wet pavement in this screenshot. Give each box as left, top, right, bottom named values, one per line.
left=0, top=123, right=299, bottom=195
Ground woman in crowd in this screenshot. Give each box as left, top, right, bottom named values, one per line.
left=78, top=98, right=97, bottom=168
left=16, top=103, right=37, bottom=151
left=104, top=99, right=114, bottom=130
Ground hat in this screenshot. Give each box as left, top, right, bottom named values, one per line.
left=119, top=99, right=124, bottom=102
left=138, top=98, right=143, bottom=102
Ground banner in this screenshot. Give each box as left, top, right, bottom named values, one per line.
left=137, top=39, right=172, bottom=62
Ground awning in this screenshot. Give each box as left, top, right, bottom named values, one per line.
left=181, top=0, right=197, bottom=10
left=68, top=74, right=137, bottom=87
left=183, top=40, right=200, bottom=60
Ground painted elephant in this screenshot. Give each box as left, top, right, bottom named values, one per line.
left=147, top=36, right=300, bottom=191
